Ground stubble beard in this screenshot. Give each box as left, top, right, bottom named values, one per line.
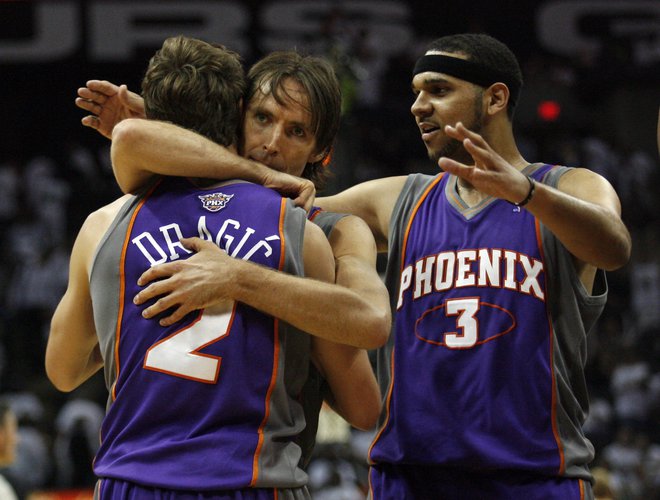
left=429, top=94, right=484, bottom=165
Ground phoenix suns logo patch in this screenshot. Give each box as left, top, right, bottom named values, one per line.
left=198, top=192, right=234, bottom=212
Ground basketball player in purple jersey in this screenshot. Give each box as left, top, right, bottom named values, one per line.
left=74, top=52, right=391, bottom=440
left=47, top=36, right=380, bottom=499
left=88, top=34, right=631, bottom=498
left=316, top=34, right=631, bottom=499
left=75, top=33, right=631, bottom=498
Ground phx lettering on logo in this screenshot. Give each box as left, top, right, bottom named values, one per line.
left=198, top=192, right=234, bottom=213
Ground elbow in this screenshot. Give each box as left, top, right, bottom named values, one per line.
left=600, top=232, right=632, bottom=271
left=45, top=363, right=78, bottom=393
left=111, top=118, right=142, bottom=151
left=363, top=309, right=391, bottom=350
left=349, top=399, right=382, bottom=432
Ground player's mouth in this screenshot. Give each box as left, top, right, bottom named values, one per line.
left=419, top=122, right=441, bottom=141
left=249, top=155, right=284, bottom=172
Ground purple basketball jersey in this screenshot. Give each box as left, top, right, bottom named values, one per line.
left=370, top=164, right=604, bottom=482
left=90, top=178, right=310, bottom=490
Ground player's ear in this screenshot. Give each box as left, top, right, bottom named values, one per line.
left=308, top=150, right=326, bottom=163
left=485, top=83, right=509, bottom=116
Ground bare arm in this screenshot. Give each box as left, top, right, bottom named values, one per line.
left=317, top=176, right=408, bottom=252
left=300, top=219, right=381, bottom=430
left=439, top=123, right=631, bottom=273
left=76, top=81, right=315, bottom=208
left=311, top=338, right=381, bottom=430
left=327, top=215, right=390, bottom=344
left=308, top=215, right=388, bottom=430
left=133, top=226, right=389, bottom=349
left=46, top=215, right=103, bottom=391
left=110, top=118, right=315, bottom=209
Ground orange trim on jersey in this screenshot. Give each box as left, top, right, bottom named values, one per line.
left=369, top=175, right=444, bottom=463
left=111, top=183, right=160, bottom=402
left=535, top=216, right=565, bottom=475
left=251, top=316, right=281, bottom=485
left=307, top=206, right=323, bottom=222
left=579, top=479, right=585, bottom=499
left=251, top=198, right=287, bottom=485
left=400, top=175, right=444, bottom=271
left=277, top=198, right=287, bottom=271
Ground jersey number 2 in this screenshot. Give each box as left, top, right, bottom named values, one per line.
left=143, top=308, right=234, bottom=383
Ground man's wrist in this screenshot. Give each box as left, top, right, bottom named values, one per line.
left=509, top=175, right=536, bottom=207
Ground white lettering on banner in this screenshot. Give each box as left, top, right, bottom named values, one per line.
left=537, top=1, right=660, bottom=64
left=132, top=216, right=279, bottom=267
left=397, top=248, right=545, bottom=309
left=0, top=0, right=411, bottom=62
left=0, top=2, right=78, bottom=62
left=89, top=1, right=249, bottom=60
left=3, top=1, right=656, bottom=64
left=260, top=0, right=412, bottom=59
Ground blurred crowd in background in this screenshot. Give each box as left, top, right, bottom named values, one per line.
left=0, top=5, right=659, bottom=499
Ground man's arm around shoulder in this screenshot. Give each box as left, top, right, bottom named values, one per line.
left=317, top=176, right=408, bottom=252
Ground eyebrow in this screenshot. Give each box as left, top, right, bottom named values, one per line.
left=249, top=104, right=312, bottom=131
left=411, top=76, right=451, bottom=91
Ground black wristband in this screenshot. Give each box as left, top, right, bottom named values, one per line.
left=511, top=175, right=535, bottom=207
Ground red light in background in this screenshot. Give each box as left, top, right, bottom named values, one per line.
left=537, top=100, right=561, bottom=122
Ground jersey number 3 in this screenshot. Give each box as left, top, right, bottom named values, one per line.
left=143, top=308, right=234, bottom=384
left=445, top=298, right=479, bottom=348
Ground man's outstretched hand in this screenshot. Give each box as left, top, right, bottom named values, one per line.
left=438, top=122, right=531, bottom=204
left=76, top=80, right=145, bottom=139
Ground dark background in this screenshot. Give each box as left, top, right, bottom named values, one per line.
left=0, top=1, right=659, bottom=497
left=0, top=0, right=658, bottom=162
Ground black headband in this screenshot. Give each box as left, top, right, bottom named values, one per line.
left=413, top=54, right=521, bottom=106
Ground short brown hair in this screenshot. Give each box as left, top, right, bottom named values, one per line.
left=247, top=51, right=341, bottom=190
left=142, top=35, right=245, bottom=146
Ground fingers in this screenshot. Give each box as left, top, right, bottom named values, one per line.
left=118, top=85, right=146, bottom=114
left=80, top=115, right=100, bottom=130
left=86, top=79, right=120, bottom=95
left=155, top=308, right=189, bottom=327
left=136, top=287, right=192, bottom=326
left=179, top=236, right=212, bottom=253
left=77, top=87, right=108, bottom=104
left=294, top=194, right=313, bottom=213
left=75, top=96, right=102, bottom=115
left=437, top=156, right=469, bottom=175
left=461, top=137, right=492, bottom=165
left=293, top=183, right=316, bottom=212
left=446, top=122, right=491, bottom=151
left=443, top=122, right=495, bottom=166
left=141, top=296, right=190, bottom=326
left=137, top=263, right=176, bottom=287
